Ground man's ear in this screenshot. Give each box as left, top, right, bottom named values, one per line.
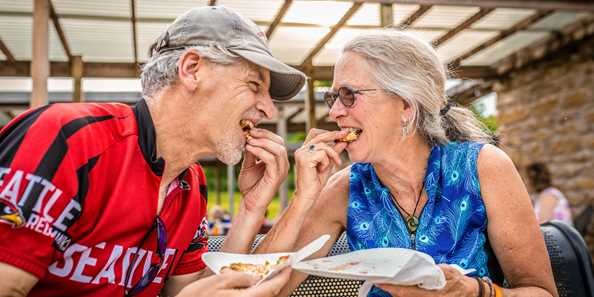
left=178, top=49, right=203, bottom=91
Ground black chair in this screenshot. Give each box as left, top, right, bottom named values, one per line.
left=207, top=223, right=594, bottom=297
left=541, top=220, right=594, bottom=297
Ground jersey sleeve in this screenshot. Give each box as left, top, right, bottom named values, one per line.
left=171, top=165, right=209, bottom=275
left=0, top=104, right=113, bottom=279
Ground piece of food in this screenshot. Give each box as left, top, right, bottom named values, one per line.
left=221, top=255, right=290, bottom=278
left=240, top=119, right=254, bottom=140
left=337, top=128, right=362, bottom=143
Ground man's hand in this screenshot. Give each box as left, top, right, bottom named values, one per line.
left=239, top=128, right=289, bottom=215
left=176, top=268, right=291, bottom=297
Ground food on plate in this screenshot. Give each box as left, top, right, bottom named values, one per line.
left=337, top=128, right=362, bottom=143
left=221, top=255, right=289, bottom=278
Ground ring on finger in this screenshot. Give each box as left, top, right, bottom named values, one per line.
left=308, top=144, right=316, bottom=152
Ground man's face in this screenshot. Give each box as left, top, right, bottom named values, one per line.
left=192, top=59, right=276, bottom=165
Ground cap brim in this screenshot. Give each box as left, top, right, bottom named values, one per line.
left=230, top=49, right=307, bottom=101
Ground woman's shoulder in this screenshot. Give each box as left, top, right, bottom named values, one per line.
left=476, top=143, right=518, bottom=183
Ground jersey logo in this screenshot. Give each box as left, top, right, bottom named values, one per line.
left=187, top=217, right=209, bottom=252
left=0, top=198, right=24, bottom=228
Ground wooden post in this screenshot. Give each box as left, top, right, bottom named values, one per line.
left=31, top=0, right=49, bottom=108
left=71, top=55, right=83, bottom=102
left=380, top=3, right=393, bottom=27
left=227, top=164, right=234, bottom=218
left=305, top=75, right=316, bottom=131
left=276, top=106, right=289, bottom=210
left=215, top=166, right=222, bottom=205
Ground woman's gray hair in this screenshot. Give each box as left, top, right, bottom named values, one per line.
left=342, top=30, right=495, bottom=146
left=140, top=44, right=239, bottom=97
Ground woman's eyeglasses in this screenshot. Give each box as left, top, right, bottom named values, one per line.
left=323, top=87, right=387, bottom=109
left=125, top=216, right=167, bottom=296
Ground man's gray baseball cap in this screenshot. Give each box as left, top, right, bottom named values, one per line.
left=149, top=6, right=306, bottom=101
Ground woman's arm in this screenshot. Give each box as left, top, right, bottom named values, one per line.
left=255, top=167, right=350, bottom=297
left=478, top=144, right=558, bottom=297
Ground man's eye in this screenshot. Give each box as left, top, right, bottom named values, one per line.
left=249, top=81, right=261, bottom=92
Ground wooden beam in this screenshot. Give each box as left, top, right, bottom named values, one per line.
left=300, top=2, right=362, bottom=67
left=449, top=10, right=555, bottom=67
left=0, top=61, right=496, bottom=79
left=130, top=0, right=138, bottom=65
left=48, top=0, right=72, bottom=60
left=397, top=5, right=431, bottom=29
left=287, top=107, right=304, bottom=122
left=433, top=8, right=494, bottom=47
left=305, top=69, right=317, bottom=131
left=329, top=0, right=594, bottom=12
left=380, top=3, right=394, bottom=27
left=266, top=0, right=292, bottom=39
left=447, top=80, right=495, bottom=106
left=31, top=0, right=50, bottom=108
left=0, top=38, right=16, bottom=63
left=208, top=0, right=217, bottom=6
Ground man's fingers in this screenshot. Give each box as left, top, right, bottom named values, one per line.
left=244, top=268, right=291, bottom=297
left=217, top=271, right=260, bottom=289
left=249, top=128, right=284, bottom=145
left=245, top=145, right=279, bottom=174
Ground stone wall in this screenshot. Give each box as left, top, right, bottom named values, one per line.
left=496, top=36, right=594, bottom=250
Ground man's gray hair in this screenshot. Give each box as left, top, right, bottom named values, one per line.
left=342, top=30, right=495, bottom=145
left=141, top=44, right=239, bottom=97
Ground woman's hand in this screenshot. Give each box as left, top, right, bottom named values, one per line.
left=294, top=129, right=348, bottom=202
left=176, top=268, right=291, bottom=297
left=376, top=265, right=479, bottom=297
left=238, top=128, right=290, bottom=215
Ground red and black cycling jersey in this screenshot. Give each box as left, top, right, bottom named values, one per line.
left=0, top=100, right=209, bottom=297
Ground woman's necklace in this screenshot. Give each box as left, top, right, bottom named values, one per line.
left=391, top=186, right=424, bottom=234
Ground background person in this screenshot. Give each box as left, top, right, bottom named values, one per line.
left=527, top=162, right=573, bottom=225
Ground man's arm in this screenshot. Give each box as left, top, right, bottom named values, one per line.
left=0, top=263, right=38, bottom=297
left=161, top=269, right=211, bottom=297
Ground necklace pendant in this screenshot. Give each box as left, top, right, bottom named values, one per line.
left=407, top=216, right=419, bottom=233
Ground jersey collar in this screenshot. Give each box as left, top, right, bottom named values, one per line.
left=133, top=99, right=165, bottom=176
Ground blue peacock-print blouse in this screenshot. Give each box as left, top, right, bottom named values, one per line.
left=346, top=141, right=489, bottom=297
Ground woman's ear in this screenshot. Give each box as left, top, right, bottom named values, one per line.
left=178, top=49, right=202, bottom=91
left=401, top=98, right=414, bottom=121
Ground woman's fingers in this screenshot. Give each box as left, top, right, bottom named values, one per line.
left=304, top=128, right=331, bottom=143
left=306, top=130, right=349, bottom=146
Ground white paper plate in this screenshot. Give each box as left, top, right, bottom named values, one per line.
left=292, top=248, right=430, bottom=280
left=202, top=234, right=331, bottom=285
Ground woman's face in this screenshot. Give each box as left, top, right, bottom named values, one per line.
left=329, top=52, right=408, bottom=163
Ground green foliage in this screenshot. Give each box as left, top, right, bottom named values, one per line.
left=469, top=105, right=498, bottom=134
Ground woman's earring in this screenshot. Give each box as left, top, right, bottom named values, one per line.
left=401, top=118, right=410, bottom=137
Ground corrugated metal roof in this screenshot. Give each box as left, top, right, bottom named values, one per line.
left=415, top=5, right=480, bottom=28
left=0, top=16, right=67, bottom=61
left=471, top=8, right=536, bottom=30
left=61, top=18, right=133, bottom=62
left=283, top=0, right=352, bottom=26
left=462, top=31, right=550, bottom=65
left=436, top=30, right=499, bottom=62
